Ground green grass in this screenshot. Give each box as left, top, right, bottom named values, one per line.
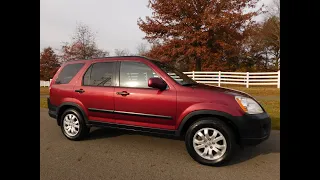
left=39, top=86, right=280, bottom=130
left=258, top=99, right=280, bottom=130
left=216, top=85, right=280, bottom=96
left=40, top=87, right=49, bottom=95
left=40, top=97, right=48, bottom=108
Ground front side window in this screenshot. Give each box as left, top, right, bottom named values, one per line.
left=119, top=61, right=159, bottom=88
left=151, top=60, right=197, bottom=86
left=83, top=62, right=115, bottom=87
left=56, top=63, right=84, bottom=84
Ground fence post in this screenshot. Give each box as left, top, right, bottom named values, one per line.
left=277, top=70, right=280, bottom=88
left=192, top=71, right=195, bottom=80
left=218, top=71, right=221, bottom=87
left=246, top=72, right=249, bottom=88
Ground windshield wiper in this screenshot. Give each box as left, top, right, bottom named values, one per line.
left=96, top=77, right=111, bottom=86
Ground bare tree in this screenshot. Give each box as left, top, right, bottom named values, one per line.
left=114, top=48, right=131, bottom=56
left=135, top=43, right=149, bottom=56
left=60, top=23, right=109, bottom=62
left=266, top=0, right=280, bottom=18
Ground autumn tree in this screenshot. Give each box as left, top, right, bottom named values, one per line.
left=138, top=0, right=262, bottom=71
left=61, top=23, right=109, bottom=62
left=261, top=0, right=280, bottom=70
left=40, top=47, right=60, bottom=80
left=261, top=16, right=280, bottom=70
left=114, top=48, right=131, bottom=56
left=236, top=24, right=266, bottom=71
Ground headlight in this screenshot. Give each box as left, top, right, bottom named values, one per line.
left=235, top=96, right=263, bottom=114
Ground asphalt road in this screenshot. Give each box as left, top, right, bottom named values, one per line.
left=40, top=108, right=280, bottom=180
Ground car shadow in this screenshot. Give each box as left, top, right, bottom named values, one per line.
left=85, top=127, right=280, bottom=166
left=226, top=130, right=280, bottom=166
left=85, top=128, right=125, bottom=140
left=86, top=127, right=181, bottom=141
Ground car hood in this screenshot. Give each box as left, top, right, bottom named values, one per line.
left=190, top=83, right=252, bottom=98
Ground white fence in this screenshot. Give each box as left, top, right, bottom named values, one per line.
left=183, top=71, right=280, bottom=88
left=40, top=71, right=280, bottom=88
left=40, top=79, right=52, bottom=87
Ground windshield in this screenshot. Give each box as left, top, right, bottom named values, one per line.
left=151, top=60, right=197, bottom=86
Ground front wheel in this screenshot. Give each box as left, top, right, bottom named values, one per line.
left=185, top=118, right=236, bottom=166
left=60, top=108, right=90, bottom=141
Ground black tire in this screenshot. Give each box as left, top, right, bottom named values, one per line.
left=60, top=108, right=90, bottom=141
left=185, top=117, right=236, bottom=166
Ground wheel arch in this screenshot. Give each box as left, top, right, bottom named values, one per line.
left=56, top=102, right=88, bottom=126
left=176, top=110, right=241, bottom=144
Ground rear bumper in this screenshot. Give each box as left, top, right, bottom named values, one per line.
left=47, top=98, right=57, bottom=119
left=233, top=112, right=271, bottom=146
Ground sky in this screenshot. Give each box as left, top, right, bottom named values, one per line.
left=40, top=0, right=273, bottom=55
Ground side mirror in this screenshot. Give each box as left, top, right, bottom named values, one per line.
left=148, top=77, right=167, bottom=90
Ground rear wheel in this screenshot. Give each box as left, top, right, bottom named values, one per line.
left=185, top=118, right=236, bottom=166
left=60, top=108, right=90, bottom=141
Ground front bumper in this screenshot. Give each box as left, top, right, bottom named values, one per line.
left=47, top=97, right=57, bottom=119
left=233, top=112, right=271, bottom=146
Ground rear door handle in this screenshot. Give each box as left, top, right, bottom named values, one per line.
left=75, top=89, right=85, bottom=93
left=116, top=91, right=130, bottom=96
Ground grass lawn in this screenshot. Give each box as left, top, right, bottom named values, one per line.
left=257, top=99, right=280, bottom=130
left=40, top=87, right=49, bottom=95
left=40, top=86, right=280, bottom=130
left=40, top=97, right=48, bottom=108
left=216, top=85, right=280, bottom=96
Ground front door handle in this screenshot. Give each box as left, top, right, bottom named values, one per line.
left=75, top=89, right=85, bottom=93
left=116, top=91, right=130, bottom=96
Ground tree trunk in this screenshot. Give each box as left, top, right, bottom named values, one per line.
left=195, top=57, right=201, bottom=71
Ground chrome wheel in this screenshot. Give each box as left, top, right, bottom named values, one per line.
left=63, top=114, right=80, bottom=137
left=193, top=128, right=227, bottom=160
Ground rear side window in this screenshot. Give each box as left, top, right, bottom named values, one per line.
left=83, top=62, right=116, bottom=87
left=56, top=63, right=84, bottom=84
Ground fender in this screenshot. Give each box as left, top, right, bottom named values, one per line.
left=57, top=101, right=89, bottom=125
left=176, top=102, right=243, bottom=127
left=175, top=109, right=240, bottom=137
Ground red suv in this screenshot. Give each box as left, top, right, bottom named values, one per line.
left=47, top=56, right=271, bottom=166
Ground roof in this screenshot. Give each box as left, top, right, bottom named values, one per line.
left=64, top=55, right=160, bottom=64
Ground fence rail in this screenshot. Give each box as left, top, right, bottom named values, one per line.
left=184, top=71, right=280, bottom=88
left=40, top=71, right=280, bottom=88
left=40, top=79, right=51, bottom=87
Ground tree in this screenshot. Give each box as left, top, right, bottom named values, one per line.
left=135, top=43, right=149, bottom=56
left=40, top=47, right=60, bottom=80
left=266, top=0, right=280, bottom=18
left=61, top=23, right=109, bottom=62
left=138, top=0, right=262, bottom=71
left=114, top=48, right=131, bottom=56
left=237, top=24, right=267, bottom=71
left=261, top=16, right=280, bottom=69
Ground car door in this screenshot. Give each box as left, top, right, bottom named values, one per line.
left=114, top=60, right=177, bottom=130
left=73, top=61, right=117, bottom=123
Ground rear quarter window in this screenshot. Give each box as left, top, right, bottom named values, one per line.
left=55, top=63, right=85, bottom=84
